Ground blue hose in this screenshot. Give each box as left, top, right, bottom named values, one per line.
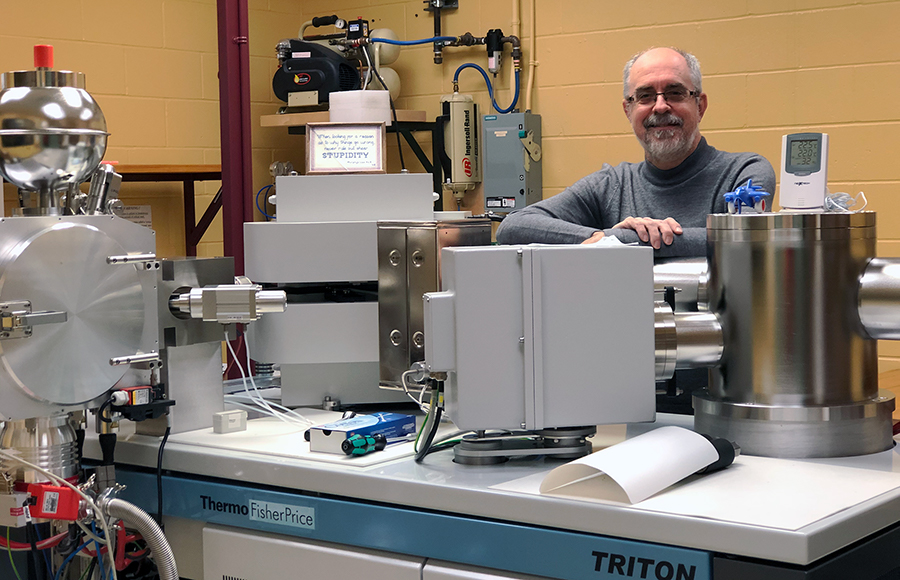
left=493, top=70, right=520, bottom=114
left=370, top=36, right=456, bottom=46
left=255, top=185, right=275, bottom=221
left=453, top=63, right=520, bottom=114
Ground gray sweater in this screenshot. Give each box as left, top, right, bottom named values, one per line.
left=495, top=138, right=776, bottom=257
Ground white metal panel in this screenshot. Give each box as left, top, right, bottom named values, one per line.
left=441, top=247, right=528, bottom=431
left=423, top=290, right=457, bottom=373
left=161, top=517, right=205, bottom=580
left=424, top=560, right=554, bottom=580
left=203, top=525, right=423, bottom=580
left=280, top=361, right=405, bottom=406
left=244, top=221, right=377, bottom=283
left=275, top=173, right=435, bottom=222
left=438, top=244, right=655, bottom=431
left=246, top=302, right=378, bottom=364
left=536, top=245, right=656, bottom=428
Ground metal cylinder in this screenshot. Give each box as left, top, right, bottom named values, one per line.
left=0, top=414, right=79, bottom=482
left=655, top=305, right=723, bottom=381
left=858, top=258, right=900, bottom=340
left=695, top=211, right=894, bottom=458
left=255, top=290, right=288, bottom=314
left=653, top=257, right=709, bottom=311
left=654, top=301, right=677, bottom=381
left=674, top=312, right=723, bottom=370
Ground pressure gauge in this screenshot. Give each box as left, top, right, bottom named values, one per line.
left=779, top=132, right=828, bottom=210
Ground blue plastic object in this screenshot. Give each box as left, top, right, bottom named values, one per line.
left=723, top=179, right=771, bottom=214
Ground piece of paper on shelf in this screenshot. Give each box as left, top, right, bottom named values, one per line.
left=540, top=426, right=718, bottom=503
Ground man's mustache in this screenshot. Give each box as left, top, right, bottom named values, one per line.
left=644, top=113, right=684, bottom=128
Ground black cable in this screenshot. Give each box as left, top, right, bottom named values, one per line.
left=32, top=524, right=51, bottom=579
left=97, top=397, right=113, bottom=423
left=85, top=557, right=97, bottom=580
left=414, top=405, right=443, bottom=463
left=369, top=59, right=406, bottom=171
left=424, top=438, right=460, bottom=456
left=156, top=426, right=171, bottom=528
left=24, top=523, right=47, bottom=580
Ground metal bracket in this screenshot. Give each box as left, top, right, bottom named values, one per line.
left=109, top=352, right=162, bottom=367
left=106, top=253, right=157, bottom=265
left=423, top=0, right=458, bottom=11
left=0, top=300, right=67, bottom=340
left=520, top=130, right=542, bottom=173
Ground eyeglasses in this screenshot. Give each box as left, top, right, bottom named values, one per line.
left=626, top=87, right=700, bottom=106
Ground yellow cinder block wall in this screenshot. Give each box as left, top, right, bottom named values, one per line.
left=0, top=0, right=223, bottom=259
left=3, top=0, right=899, bottom=370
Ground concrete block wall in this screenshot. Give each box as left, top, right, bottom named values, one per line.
left=0, top=0, right=222, bottom=258
left=317, top=0, right=899, bottom=371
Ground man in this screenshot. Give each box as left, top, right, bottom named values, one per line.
left=495, top=47, right=775, bottom=256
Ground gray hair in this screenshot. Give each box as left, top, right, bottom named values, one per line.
left=623, top=48, right=702, bottom=98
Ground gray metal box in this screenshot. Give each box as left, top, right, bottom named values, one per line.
left=425, top=244, right=656, bottom=431
left=274, top=173, right=434, bottom=223
left=482, top=112, right=542, bottom=213
left=376, top=220, right=491, bottom=385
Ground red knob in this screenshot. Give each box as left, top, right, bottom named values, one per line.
left=34, top=45, right=54, bottom=69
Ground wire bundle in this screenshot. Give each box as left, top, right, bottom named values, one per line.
left=0, top=449, right=117, bottom=580
left=223, top=329, right=312, bottom=428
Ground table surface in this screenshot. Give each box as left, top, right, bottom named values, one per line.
left=88, top=409, right=900, bottom=568
left=114, top=164, right=222, bottom=177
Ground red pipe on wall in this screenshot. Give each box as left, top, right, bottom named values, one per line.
left=216, top=0, right=253, bottom=276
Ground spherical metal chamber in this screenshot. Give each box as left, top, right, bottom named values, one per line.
left=0, top=414, right=78, bottom=482
left=0, top=69, right=108, bottom=193
left=694, top=211, right=895, bottom=458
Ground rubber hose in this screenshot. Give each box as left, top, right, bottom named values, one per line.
left=103, top=498, right=178, bottom=580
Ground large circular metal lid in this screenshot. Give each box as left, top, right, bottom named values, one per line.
left=707, top=211, right=875, bottom=231
left=0, top=221, right=146, bottom=405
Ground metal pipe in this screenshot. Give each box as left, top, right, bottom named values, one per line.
left=654, top=303, right=723, bottom=381
left=858, top=258, right=900, bottom=340
left=102, top=498, right=178, bottom=580
left=654, top=301, right=676, bottom=381
left=674, top=312, right=723, bottom=369
left=85, top=164, right=121, bottom=215
left=653, top=257, right=708, bottom=311
left=256, top=290, right=288, bottom=314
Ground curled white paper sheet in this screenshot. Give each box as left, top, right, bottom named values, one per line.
left=540, top=426, right=719, bottom=504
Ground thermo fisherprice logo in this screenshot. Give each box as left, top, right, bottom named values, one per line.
left=201, top=495, right=315, bottom=530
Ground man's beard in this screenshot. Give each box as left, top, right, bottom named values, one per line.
left=639, top=112, right=698, bottom=167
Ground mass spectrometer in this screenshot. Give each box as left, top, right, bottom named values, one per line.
left=0, top=46, right=285, bottom=579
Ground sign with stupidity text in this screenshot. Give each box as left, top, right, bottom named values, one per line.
left=307, top=122, right=386, bottom=174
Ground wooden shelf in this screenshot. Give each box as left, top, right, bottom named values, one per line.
left=260, top=110, right=427, bottom=128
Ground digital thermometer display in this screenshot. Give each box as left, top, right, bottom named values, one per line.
left=789, top=139, right=819, bottom=168
left=779, top=132, right=828, bottom=210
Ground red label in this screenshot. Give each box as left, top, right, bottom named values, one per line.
left=293, top=73, right=311, bottom=86
left=463, top=157, right=472, bottom=177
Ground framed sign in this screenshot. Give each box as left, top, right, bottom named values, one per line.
left=306, top=122, right=386, bottom=174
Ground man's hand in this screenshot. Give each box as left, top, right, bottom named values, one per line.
left=612, top=217, right=683, bottom=249
left=581, top=231, right=606, bottom=244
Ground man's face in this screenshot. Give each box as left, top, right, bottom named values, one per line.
left=623, top=48, right=708, bottom=168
